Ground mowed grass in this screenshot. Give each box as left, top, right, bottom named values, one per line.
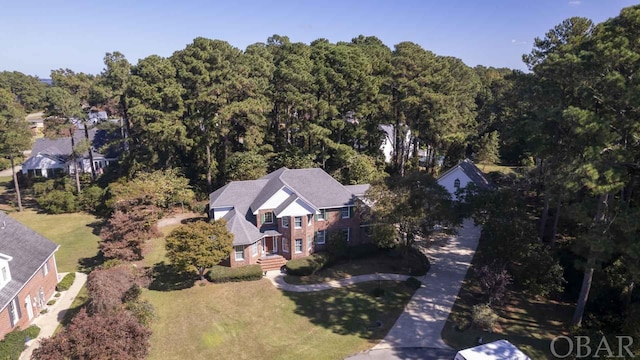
left=144, top=280, right=414, bottom=360
left=9, top=210, right=101, bottom=272
left=284, top=252, right=415, bottom=285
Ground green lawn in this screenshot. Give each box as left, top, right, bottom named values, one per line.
left=9, top=211, right=102, bottom=272
left=144, top=279, right=414, bottom=360
left=0, top=176, right=15, bottom=212
left=284, top=252, right=417, bottom=285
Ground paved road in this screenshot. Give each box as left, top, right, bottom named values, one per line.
left=0, top=165, right=21, bottom=178
left=20, top=272, right=88, bottom=360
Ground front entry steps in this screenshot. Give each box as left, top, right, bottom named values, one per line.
left=257, top=255, right=287, bottom=272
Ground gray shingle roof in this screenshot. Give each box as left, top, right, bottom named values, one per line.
left=344, top=184, right=371, bottom=196
left=439, top=159, right=494, bottom=190
left=30, top=128, right=120, bottom=161
left=0, top=211, right=59, bottom=311
left=210, top=167, right=368, bottom=247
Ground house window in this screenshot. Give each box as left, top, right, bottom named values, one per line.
left=295, top=239, right=303, bottom=254
left=282, top=238, right=289, bottom=253
left=252, top=242, right=258, bottom=257
left=341, top=207, right=350, bottom=219
left=307, top=235, right=313, bottom=250
left=454, top=178, right=461, bottom=189
left=234, top=246, right=244, bottom=261
left=343, top=228, right=351, bottom=242
left=282, top=217, right=289, bottom=228
left=263, top=212, right=274, bottom=224
left=42, top=261, right=49, bottom=277
left=307, top=214, right=313, bottom=226
left=34, top=169, right=42, bottom=177
left=316, top=230, right=326, bottom=245
left=316, top=210, right=326, bottom=221
left=294, top=216, right=302, bottom=228
left=8, top=298, right=20, bottom=327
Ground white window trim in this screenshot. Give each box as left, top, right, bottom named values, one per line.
left=252, top=242, right=259, bottom=257
left=9, top=298, right=19, bottom=327
left=294, top=216, right=302, bottom=229
left=282, top=217, right=289, bottom=228
left=341, top=207, right=350, bottom=219
left=343, top=228, right=351, bottom=242
left=295, top=239, right=303, bottom=254
left=282, top=238, right=289, bottom=253
left=264, top=212, right=274, bottom=224
left=307, top=214, right=313, bottom=227
left=234, top=246, right=245, bottom=261
left=316, top=230, right=326, bottom=245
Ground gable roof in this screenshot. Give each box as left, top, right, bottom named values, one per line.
left=210, top=167, right=367, bottom=246
left=29, top=128, right=120, bottom=162
left=438, top=159, right=494, bottom=190
left=0, top=211, right=59, bottom=311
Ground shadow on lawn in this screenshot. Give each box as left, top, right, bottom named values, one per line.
left=282, top=281, right=415, bottom=341
left=148, top=261, right=195, bottom=291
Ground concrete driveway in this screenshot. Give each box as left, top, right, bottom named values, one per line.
left=348, top=218, right=481, bottom=358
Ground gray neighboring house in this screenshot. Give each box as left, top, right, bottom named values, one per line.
left=0, top=211, right=59, bottom=338
left=209, top=167, right=370, bottom=271
left=22, top=128, right=119, bottom=178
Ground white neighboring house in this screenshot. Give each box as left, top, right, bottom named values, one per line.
left=22, top=128, right=118, bottom=178
left=378, top=124, right=414, bottom=164
left=437, top=158, right=494, bottom=200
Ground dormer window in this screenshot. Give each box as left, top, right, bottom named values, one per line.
left=0, top=253, right=13, bottom=290
left=263, top=212, right=274, bottom=224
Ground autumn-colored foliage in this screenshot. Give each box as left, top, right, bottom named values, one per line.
left=32, top=308, right=151, bottom=360
left=99, top=204, right=161, bottom=261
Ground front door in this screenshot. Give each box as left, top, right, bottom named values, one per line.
left=264, top=237, right=276, bottom=254
left=25, top=295, right=33, bottom=320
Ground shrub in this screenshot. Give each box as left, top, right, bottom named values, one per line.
left=348, top=243, right=380, bottom=259
left=47, top=300, right=56, bottom=306
left=474, top=263, right=512, bottom=305
left=78, top=185, right=104, bottom=213
left=38, top=189, right=78, bottom=214
left=285, top=253, right=334, bottom=276
left=327, top=231, right=349, bottom=259
left=405, top=276, right=422, bottom=290
left=56, top=272, right=76, bottom=291
left=0, top=325, right=40, bottom=359
left=371, top=287, right=385, bottom=297
left=54, top=293, right=61, bottom=298
left=125, top=300, right=155, bottom=327
left=0, top=158, right=10, bottom=172
left=206, top=265, right=263, bottom=283
left=405, top=247, right=431, bottom=276
left=471, top=303, right=499, bottom=330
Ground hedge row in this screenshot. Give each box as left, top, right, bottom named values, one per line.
left=56, top=272, right=76, bottom=291
left=285, top=253, right=334, bottom=276
left=207, top=265, right=263, bottom=283
left=0, top=325, right=40, bottom=360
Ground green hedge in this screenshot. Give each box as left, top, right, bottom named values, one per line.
left=285, top=253, right=334, bottom=276
left=0, top=325, right=40, bottom=360
left=56, top=272, right=76, bottom=291
left=405, top=276, right=422, bottom=290
left=207, top=265, right=263, bottom=283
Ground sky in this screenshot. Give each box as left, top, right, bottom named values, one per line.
left=0, top=0, right=637, bottom=78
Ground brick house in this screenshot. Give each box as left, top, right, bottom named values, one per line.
left=209, top=167, right=370, bottom=271
left=0, top=211, right=59, bottom=339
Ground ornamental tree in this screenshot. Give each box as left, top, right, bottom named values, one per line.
left=166, top=220, right=234, bottom=280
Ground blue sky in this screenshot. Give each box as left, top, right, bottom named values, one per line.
left=0, top=0, right=636, bottom=77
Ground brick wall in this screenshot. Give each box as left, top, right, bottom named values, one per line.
left=0, top=255, right=59, bottom=339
